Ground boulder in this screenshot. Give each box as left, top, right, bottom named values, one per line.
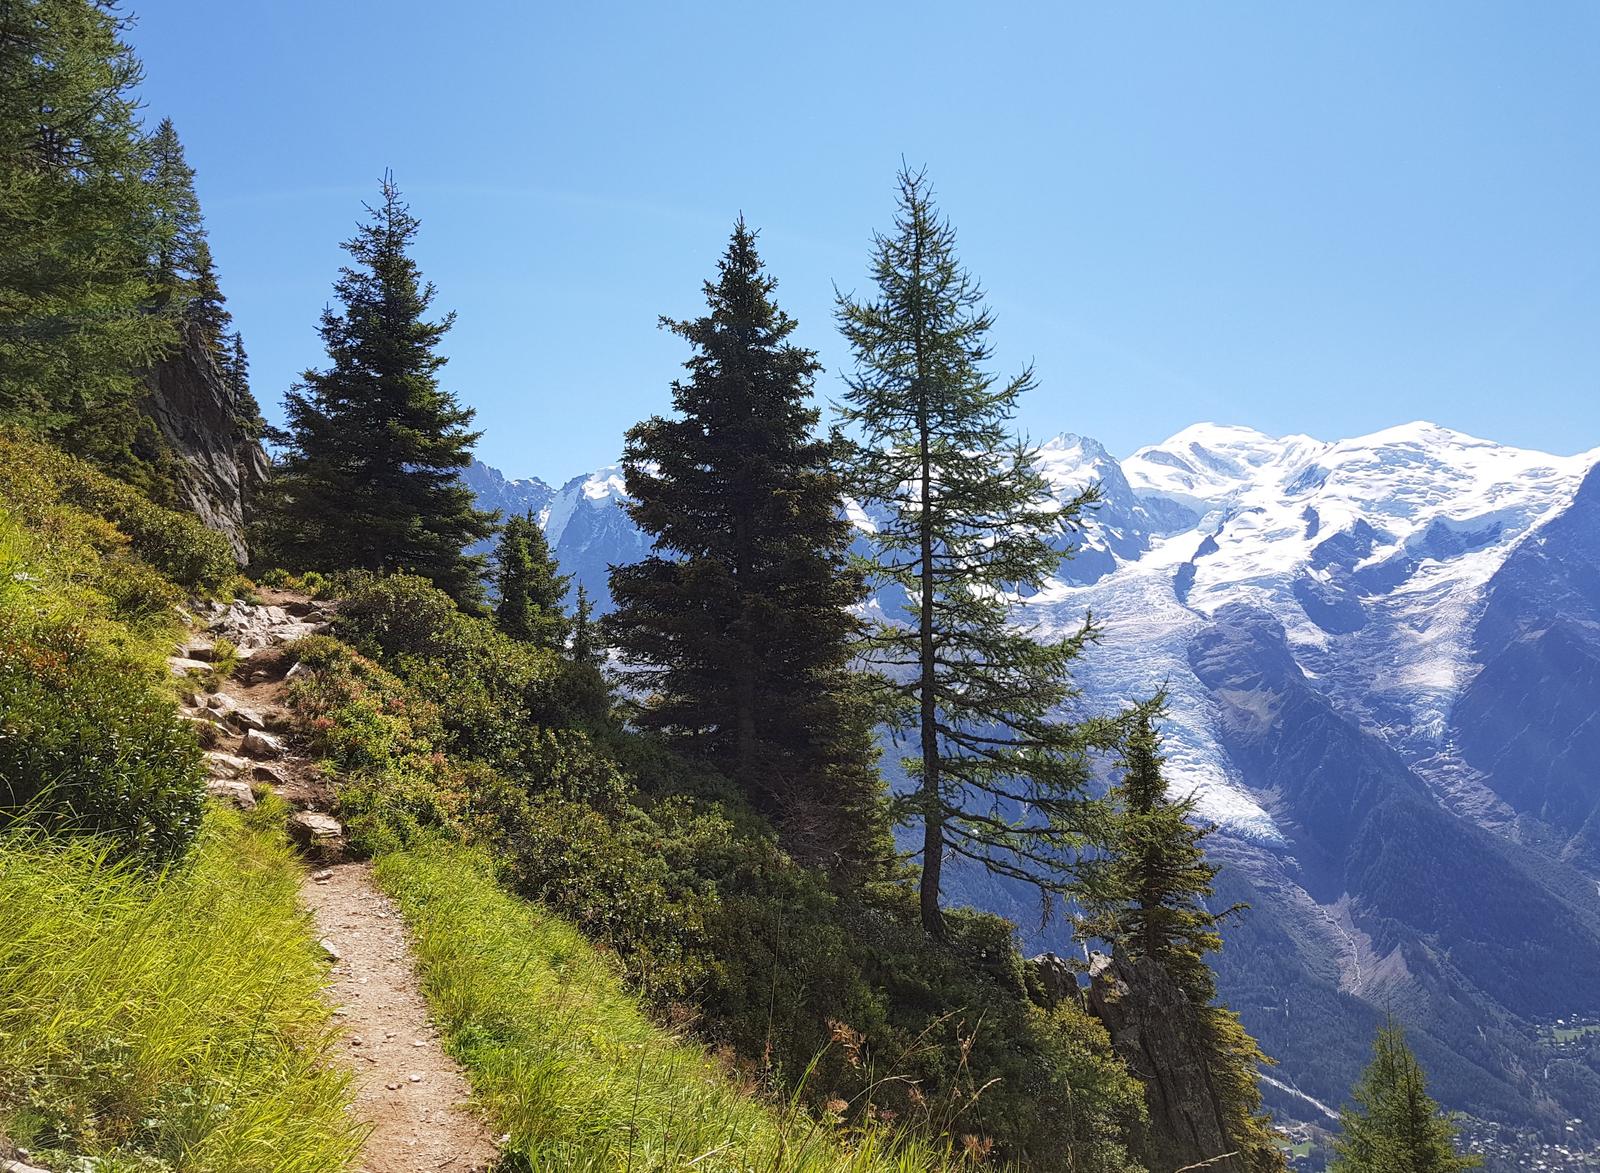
left=251, top=762, right=290, bottom=786
left=1025, top=951, right=1078, bottom=1010
left=225, top=705, right=269, bottom=733
left=240, top=728, right=285, bottom=759
left=204, top=751, right=253, bottom=779
left=287, top=811, right=344, bottom=858
left=1084, top=951, right=1242, bottom=1173
left=167, top=657, right=212, bottom=677
left=205, top=779, right=257, bottom=811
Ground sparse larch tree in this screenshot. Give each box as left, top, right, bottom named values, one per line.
left=1333, top=1022, right=1480, bottom=1173
left=837, top=166, right=1105, bottom=936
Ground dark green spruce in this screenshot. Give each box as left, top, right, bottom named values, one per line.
left=494, top=511, right=570, bottom=649
left=837, top=166, right=1105, bottom=937
left=262, top=174, right=494, bottom=606
left=1333, top=1022, right=1480, bottom=1173
left=606, top=220, right=889, bottom=875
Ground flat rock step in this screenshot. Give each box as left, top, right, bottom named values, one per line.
left=205, top=779, right=257, bottom=811
left=205, top=751, right=253, bottom=779
left=287, top=811, right=345, bottom=860
left=240, top=728, right=285, bottom=759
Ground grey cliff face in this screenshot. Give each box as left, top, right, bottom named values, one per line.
left=142, top=324, right=268, bottom=563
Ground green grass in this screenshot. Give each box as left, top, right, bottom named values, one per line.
left=0, top=807, right=364, bottom=1172
left=376, top=840, right=966, bottom=1173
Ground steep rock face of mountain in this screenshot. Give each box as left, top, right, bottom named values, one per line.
left=141, top=325, right=269, bottom=562
left=473, top=423, right=1600, bottom=1146
left=461, top=459, right=553, bottom=521
left=1452, top=463, right=1600, bottom=867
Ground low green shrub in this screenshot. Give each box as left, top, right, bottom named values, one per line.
left=285, top=634, right=465, bottom=855
left=0, top=429, right=236, bottom=594
left=0, top=811, right=362, bottom=1171
left=0, top=615, right=203, bottom=864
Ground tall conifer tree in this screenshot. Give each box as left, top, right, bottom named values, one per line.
left=837, top=167, right=1104, bottom=936
left=144, top=119, right=230, bottom=349
left=0, top=0, right=174, bottom=463
left=494, top=511, right=570, bottom=649
left=263, top=174, right=494, bottom=606
left=607, top=220, right=888, bottom=873
left=1333, top=1023, right=1479, bottom=1173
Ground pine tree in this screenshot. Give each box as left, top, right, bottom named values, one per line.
left=1085, top=711, right=1240, bottom=999
left=571, top=585, right=600, bottom=668
left=145, top=116, right=203, bottom=310
left=187, top=237, right=231, bottom=351
left=494, top=511, right=570, bottom=649
left=1333, top=1022, right=1480, bottom=1173
left=145, top=119, right=232, bottom=351
left=262, top=174, right=495, bottom=606
left=606, top=219, right=889, bottom=873
left=0, top=0, right=176, bottom=462
left=218, top=329, right=264, bottom=441
left=836, top=166, right=1104, bottom=936
left=1085, top=711, right=1284, bottom=1172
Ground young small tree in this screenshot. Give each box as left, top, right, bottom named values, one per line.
left=187, top=237, right=231, bottom=352
left=837, top=166, right=1104, bottom=936
left=607, top=219, right=889, bottom=874
left=1085, top=711, right=1240, bottom=999
left=1333, top=1022, right=1480, bottom=1173
left=494, top=511, right=570, bottom=649
left=263, top=174, right=495, bottom=606
left=570, top=585, right=601, bottom=668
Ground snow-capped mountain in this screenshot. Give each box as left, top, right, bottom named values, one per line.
left=471, top=423, right=1600, bottom=1141
left=464, top=459, right=646, bottom=605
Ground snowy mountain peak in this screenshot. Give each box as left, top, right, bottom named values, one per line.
left=1124, top=423, right=1322, bottom=514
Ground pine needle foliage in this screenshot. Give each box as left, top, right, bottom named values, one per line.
left=1333, top=1022, right=1481, bottom=1173
left=836, top=166, right=1108, bottom=936
left=0, top=0, right=177, bottom=473
left=262, top=173, right=495, bottom=607
left=607, top=219, right=890, bottom=875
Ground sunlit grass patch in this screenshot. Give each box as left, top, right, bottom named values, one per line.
left=0, top=809, right=363, bottom=1172
left=377, top=840, right=963, bottom=1172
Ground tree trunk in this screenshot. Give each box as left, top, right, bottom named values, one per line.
left=917, top=382, right=943, bottom=939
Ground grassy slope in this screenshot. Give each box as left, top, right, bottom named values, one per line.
left=0, top=435, right=360, bottom=1170
left=377, top=841, right=960, bottom=1173
left=0, top=808, right=362, bottom=1171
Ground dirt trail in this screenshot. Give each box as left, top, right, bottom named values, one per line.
left=171, top=590, right=498, bottom=1172
left=303, top=864, right=499, bottom=1173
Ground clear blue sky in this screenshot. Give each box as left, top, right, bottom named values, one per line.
left=127, top=2, right=1600, bottom=479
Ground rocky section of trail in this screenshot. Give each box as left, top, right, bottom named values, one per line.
left=168, top=591, right=498, bottom=1173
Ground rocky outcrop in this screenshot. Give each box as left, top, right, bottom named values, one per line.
left=1084, top=951, right=1243, bottom=1173
left=142, top=323, right=269, bottom=563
